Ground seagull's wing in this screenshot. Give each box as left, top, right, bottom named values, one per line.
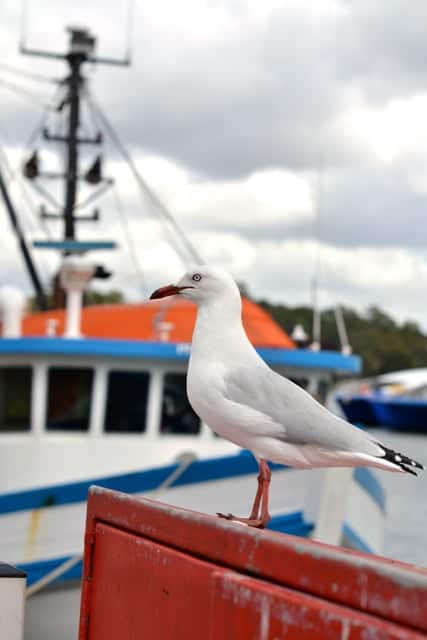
left=224, top=363, right=383, bottom=457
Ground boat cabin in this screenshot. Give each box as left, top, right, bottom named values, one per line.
left=0, top=294, right=360, bottom=492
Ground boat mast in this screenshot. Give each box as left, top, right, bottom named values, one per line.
left=21, top=27, right=130, bottom=244
left=2, top=15, right=200, bottom=308
left=63, top=39, right=82, bottom=242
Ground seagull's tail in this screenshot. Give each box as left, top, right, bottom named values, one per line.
left=376, top=443, right=424, bottom=476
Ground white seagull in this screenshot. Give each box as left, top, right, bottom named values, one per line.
left=150, top=266, right=424, bottom=528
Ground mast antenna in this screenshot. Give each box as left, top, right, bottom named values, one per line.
left=310, top=166, right=323, bottom=351
left=19, top=23, right=130, bottom=242
left=11, top=14, right=132, bottom=306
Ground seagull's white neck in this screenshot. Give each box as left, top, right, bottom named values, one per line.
left=190, top=293, right=258, bottom=364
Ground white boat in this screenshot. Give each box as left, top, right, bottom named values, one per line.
left=0, top=28, right=384, bottom=612
left=0, top=274, right=384, bottom=593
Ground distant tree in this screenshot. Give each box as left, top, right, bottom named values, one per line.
left=366, top=306, right=396, bottom=330
left=257, top=299, right=427, bottom=377
left=29, top=287, right=125, bottom=311
left=84, top=289, right=124, bottom=305
left=237, top=281, right=251, bottom=298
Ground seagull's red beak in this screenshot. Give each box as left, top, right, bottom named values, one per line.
left=149, top=284, right=189, bottom=300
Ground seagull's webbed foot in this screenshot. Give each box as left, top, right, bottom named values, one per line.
left=216, top=459, right=272, bottom=530
left=216, top=512, right=267, bottom=529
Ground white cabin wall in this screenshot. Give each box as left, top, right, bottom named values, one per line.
left=0, top=352, right=338, bottom=493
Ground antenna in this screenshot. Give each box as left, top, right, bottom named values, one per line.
left=4, top=19, right=131, bottom=307
left=334, top=306, right=352, bottom=355
left=124, top=0, right=135, bottom=64
left=19, top=0, right=29, bottom=52
left=19, top=26, right=129, bottom=244
left=19, top=1, right=133, bottom=65
left=310, top=167, right=323, bottom=351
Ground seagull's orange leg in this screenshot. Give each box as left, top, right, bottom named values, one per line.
left=259, top=459, right=272, bottom=525
left=217, top=459, right=272, bottom=529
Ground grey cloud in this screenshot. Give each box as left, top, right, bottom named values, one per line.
left=4, top=1, right=427, bottom=181
left=335, top=0, right=427, bottom=103
left=96, top=0, right=427, bottom=179
left=95, top=4, right=365, bottom=179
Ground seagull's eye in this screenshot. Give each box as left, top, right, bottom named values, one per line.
left=192, top=273, right=202, bottom=282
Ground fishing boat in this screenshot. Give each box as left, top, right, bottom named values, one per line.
left=0, top=28, right=385, bottom=621
left=0, top=270, right=384, bottom=590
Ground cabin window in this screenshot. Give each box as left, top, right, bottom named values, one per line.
left=104, top=371, right=149, bottom=433
left=0, top=367, right=32, bottom=432
left=160, top=373, right=201, bottom=435
left=47, top=367, right=93, bottom=432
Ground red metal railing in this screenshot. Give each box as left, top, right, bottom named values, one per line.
left=79, top=486, right=427, bottom=639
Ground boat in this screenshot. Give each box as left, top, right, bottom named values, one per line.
left=337, top=368, right=427, bottom=431
left=0, top=279, right=384, bottom=589
left=0, top=28, right=385, bottom=621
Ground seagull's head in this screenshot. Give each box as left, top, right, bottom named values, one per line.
left=149, top=266, right=241, bottom=306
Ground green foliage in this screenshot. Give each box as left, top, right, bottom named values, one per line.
left=258, top=300, right=427, bottom=377
left=84, top=289, right=124, bottom=305
left=29, top=288, right=125, bottom=311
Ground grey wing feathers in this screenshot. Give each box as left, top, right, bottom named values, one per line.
left=224, top=364, right=383, bottom=457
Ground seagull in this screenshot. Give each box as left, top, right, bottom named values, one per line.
left=150, top=266, right=424, bottom=528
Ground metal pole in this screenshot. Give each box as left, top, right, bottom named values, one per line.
left=0, top=166, right=47, bottom=310
left=63, top=54, right=83, bottom=240
left=334, top=305, right=352, bottom=355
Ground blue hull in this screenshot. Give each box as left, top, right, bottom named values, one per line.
left=337, top=395, right=380, bottom=426
left=338, top=394, right=427, bottom=432
left=370, top=397, right=427, bottom=432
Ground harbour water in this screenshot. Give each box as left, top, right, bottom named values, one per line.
left=373, top=429, right=427, bottom=568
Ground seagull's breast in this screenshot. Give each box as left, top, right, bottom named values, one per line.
left=187, top=358, right=225, bottom=423
left=187, top=357, right=282, bottom=447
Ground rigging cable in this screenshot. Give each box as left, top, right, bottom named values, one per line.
left=0, top=145, right=52, bottom=285
left=86, top=90, right=191, bottom=266
left=85, top=89, right=204, bottom=267
left=2, top=82, right=64, bottom=242
left=0, top=62, right=58, bottom=85
left=111, top=184, right=147, bottom=295
left=0, top=75, right=53, bottom=110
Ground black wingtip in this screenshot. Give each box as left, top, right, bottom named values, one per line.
left=400, top=463, right=418, bottom=477
left=376, top=443, right=423, bottom=475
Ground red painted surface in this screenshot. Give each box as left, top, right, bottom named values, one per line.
left=79, top=487, right=427, bottom=640
left=20, top=297, right=295, bottom=348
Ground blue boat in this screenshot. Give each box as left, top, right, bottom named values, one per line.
left=336, top=395, right=380, bottom=426
left=367, top=396, right=427, bottom=432
left=337, top=368, right=427, bottom=431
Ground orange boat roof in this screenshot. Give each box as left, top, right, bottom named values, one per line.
left=21, top=297, right=295, bottom=349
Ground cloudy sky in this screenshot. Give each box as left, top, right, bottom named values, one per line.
left=2, top=0, right=427, bottom=332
